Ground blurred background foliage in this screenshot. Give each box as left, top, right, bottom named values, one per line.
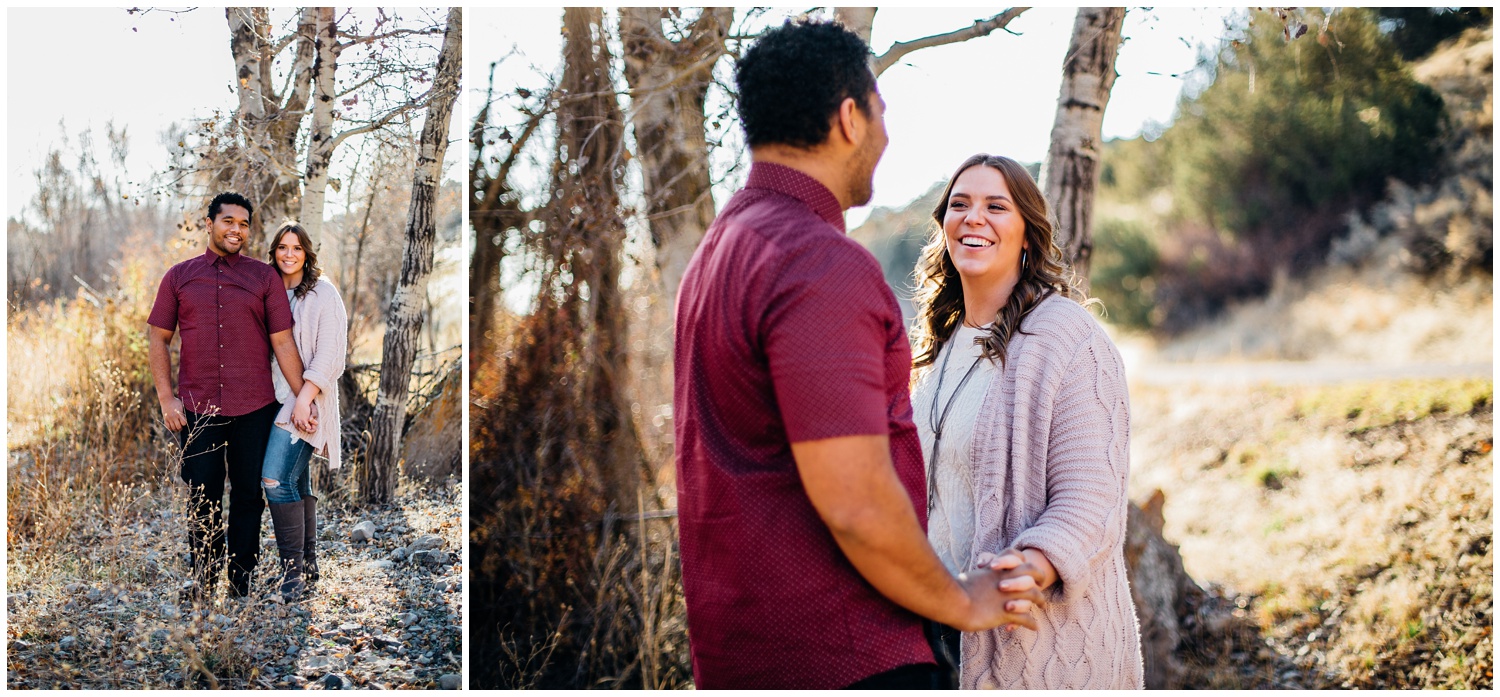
left=856, top=7, right=1491, bottom=334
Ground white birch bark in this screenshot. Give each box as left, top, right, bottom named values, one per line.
left=1039, top=7, right=1125, bottom=293
left=225, top=7, right=317, bottom=251
left=299, top=7, right=339, bottom=242
left=361, top=7, right=462, bottom=504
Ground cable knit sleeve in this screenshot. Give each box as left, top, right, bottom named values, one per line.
left=1009, top=326, right=1132, bottom=606
left=302, top=281, right=348, bottom=392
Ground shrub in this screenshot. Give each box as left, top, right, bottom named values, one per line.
left=1090, top=218, right=1161, bottom=330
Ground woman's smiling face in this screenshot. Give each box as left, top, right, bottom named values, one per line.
left=274, top=230, right=306, bottom=277
left=942, top=165, right=1028, bottom=286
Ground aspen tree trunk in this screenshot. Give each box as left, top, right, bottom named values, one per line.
left=226, top=7, right=316, bottom=252
left=360, top=7, right=462, bottom=504
left=1040, top=7, right=1125, bottom=293
left=300, top=7, right=340, bottom=242
left=620, top=7, right=731, bottom=299
left=835, top=7, right=878, bottom=43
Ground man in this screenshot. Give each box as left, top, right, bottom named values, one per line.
left=147, top=192, right=307, bottom=602
left=673, top=20, right=1043, bottom=689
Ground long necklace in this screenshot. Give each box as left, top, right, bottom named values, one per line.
left=927, top=328, right=985, bottom=513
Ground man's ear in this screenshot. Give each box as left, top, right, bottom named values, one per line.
left=834, top=96, right=862, bottom=148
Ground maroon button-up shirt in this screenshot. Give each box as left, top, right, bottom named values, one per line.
left=148, top=249, right=293, bottom=417
left=673, top=162, right=932, bottom=689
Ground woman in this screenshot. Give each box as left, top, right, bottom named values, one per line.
left=263, top=221, right=348, bottom=600
left=910, top=154, right=1142, bottom=688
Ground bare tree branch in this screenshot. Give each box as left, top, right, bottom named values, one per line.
left=327, top=100, right=423, bottom=152
left=872, top=7, right=1029, bottom=76
left=338, top=25, right=444, bottom=49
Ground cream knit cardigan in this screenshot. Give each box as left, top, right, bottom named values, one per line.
left=272, top=278, right=348, bottom=471
left=960, top=293, right=1143, bottom=689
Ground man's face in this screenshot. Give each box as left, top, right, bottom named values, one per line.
left=846, top=90, right=889, bottom=208
left=206, top=204, right=251, bottom=256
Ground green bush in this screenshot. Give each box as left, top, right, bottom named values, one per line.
left=1167, top=8, right=1444, bottom=249
left=1090, top=218, right=1160, bottom=330
left=1096, top=8, right=1449, bottom=330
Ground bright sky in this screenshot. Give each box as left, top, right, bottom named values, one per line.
left=469, top=7, right=1242, bottom=229
left=6, top=7, right=464, bottom=221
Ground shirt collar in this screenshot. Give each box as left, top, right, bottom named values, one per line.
left=744, top=161, right=846, bottom=233
left=203, top=247, right=244, bottom=267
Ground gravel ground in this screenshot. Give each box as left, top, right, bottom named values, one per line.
left=7, top=480, right=464, bottom=690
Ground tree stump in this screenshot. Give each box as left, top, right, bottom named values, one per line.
left=1125, top=489, right=1206, bottom=689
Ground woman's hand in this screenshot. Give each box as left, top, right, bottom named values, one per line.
left=978, top=545, right=1062, bottom=626
left=952, top=568, right=1044, bottom=632
left=292, top=395, right=318, bottom=433
left=974, top=551, right=1048, bottom=630
left=291, top=379, right=323, bottom=434
left=978, top=547, right=1058, bottom=594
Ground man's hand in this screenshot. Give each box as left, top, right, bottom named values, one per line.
left=952, top=567, right=1044, bottom=632
left=160, top=396, right=187, bottom=432
left=793, top=434, right=1044, bottom=634
left=147, top=325, right=183, bottom=432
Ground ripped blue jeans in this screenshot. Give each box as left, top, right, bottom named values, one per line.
left=261, top=427, right=313, bottom=504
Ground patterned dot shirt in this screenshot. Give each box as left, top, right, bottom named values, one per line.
left=148, top=249, right=292, bottom=417
left=673, top=162, right=933, bottom=689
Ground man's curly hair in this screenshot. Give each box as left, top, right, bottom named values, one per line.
left=735, top=19, right=876, bottom=149
left=207, top=191, right=254, bottom=221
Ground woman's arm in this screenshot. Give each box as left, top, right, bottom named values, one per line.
left=291, top=287, right=350, bottom=432
left=301, top=285, right=350, bottom=392
left=1007, top=329, right=1132, bottom=604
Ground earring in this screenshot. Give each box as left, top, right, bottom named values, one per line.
left=1021, top=248, right=1028, bottom=272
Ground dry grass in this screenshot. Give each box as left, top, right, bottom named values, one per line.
left=471, top=221, right=692, bottom=689
left=1130, top=377, right=1492, bottom=689
left=8, top=241, right=464, bottom=689
left=1153, top=266, right=1492, bottom=364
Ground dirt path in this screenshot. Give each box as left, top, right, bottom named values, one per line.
left=1129, top=359, right=1492, bottom=387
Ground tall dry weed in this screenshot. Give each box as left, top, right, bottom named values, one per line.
left=8, top=242, right=173, bottom=548
left=469, top=308, right=689, bottom=688
left=470, top=222, right=690, bottom=687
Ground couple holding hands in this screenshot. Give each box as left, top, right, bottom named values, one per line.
left=148, top=193, right=348, bottom=606
left=674, top=20, right=1142, bottom=689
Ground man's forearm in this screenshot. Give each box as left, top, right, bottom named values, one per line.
left=793, top=435, right=976, bottom=630
left=270, top=333, right=305, bottom=395
left=147, top=331, right=175, bottom=403
left=823, top=488, right=978, bottom=629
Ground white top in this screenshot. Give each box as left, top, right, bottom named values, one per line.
left=911, top=323, right=1000, bottom=575
left=271, top=287, right=299, bottom=405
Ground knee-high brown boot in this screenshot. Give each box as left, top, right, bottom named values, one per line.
left=268, top=501, right=305, bottom=600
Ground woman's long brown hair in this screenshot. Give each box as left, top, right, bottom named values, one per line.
left=910, top=154, right=1090, bottom=369
left=267, top=221, right=322, bottom=300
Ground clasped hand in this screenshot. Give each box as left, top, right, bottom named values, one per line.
left=957, top=549, right=1049, bottom=633
left=291, top=398, right=320, bottom=434
left=954, top=566, right=1042, bottom=632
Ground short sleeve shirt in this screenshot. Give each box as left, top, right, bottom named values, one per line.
left=672, top=162, right=932, bottom=689
left=147, top=250, right=293, bottom=417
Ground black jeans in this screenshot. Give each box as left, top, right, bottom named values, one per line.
left=179, top=401, right=277, bottom=596
left=845, top=621, right=961, bottom=689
